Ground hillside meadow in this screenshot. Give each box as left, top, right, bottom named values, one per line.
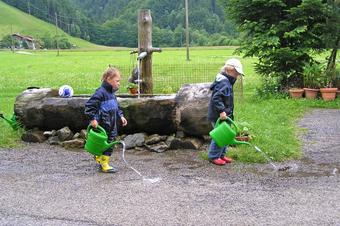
left=0, top=0, right=103, bottom=49
left=1, top=47, right=339, bottom=163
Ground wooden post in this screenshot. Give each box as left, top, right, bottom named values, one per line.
left=137, top=10, right=161, bottom=94
left=185, top=0, right=190, bottom=61
left=138, top=9, right=153, bottom=94
left=55, top=12, right=59, bottom=56
left=11, top=24, right=14, bottom=53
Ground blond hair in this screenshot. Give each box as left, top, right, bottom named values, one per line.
left=101, top=65, right=120, bottom=81
left=220, top=64, right=234, bottom=73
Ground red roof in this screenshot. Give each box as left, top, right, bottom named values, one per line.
left=12, top=33, right=34, bottom=41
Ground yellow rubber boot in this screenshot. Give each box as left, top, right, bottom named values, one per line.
left=94, top=155, right=101, bottom=170
left=100, top=155, right=118, bottom=173
left=94, top=155, right=101, bottom=164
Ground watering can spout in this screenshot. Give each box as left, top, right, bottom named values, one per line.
left=232, top=140, right=251, bottom=146
left=103, top=140, right=119, bottom=150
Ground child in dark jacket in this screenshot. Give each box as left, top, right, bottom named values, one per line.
left=84, top=66, right=127, bottom=173
left=207, top=58, right=244, bottom=166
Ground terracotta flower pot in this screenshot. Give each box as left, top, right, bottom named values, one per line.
left=289, top=88, right=304, bottom=99
left=320, top=88, right=338, bottom=101
left=128, top=87, right=138, bottom=95
left=303, top=88, right=319, bottom=99
left=236, top=136, right=250, bottom=142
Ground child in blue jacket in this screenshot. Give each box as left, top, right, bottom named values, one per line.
left=207, top=58, right=244, bottom=165
left=85, top=66, right=127, bottom=173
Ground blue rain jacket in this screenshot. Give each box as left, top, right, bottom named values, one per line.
left=84, top=81, right=123, bottom=138
left=207, top=72, right=236, bottom=123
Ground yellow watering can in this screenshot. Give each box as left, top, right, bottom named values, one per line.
left=84, top=125, right=119, bottom=156
left=209, top=117, right=250, bottom=147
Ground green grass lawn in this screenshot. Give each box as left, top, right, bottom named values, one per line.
left=228, top=97, right=340, bottom=162
left=0, top=47, right=257, bottom=96
left=1, top=47, right=339, bottom=164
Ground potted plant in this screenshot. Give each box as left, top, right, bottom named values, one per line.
left=319, top=68, right=338, bottom=101
left=126, top=83, right=138, bottom=95
left=235, top=121, right=253, bottom=142
left=288, top=88, right=304, bottom=99
left=302, top=63, right=323, bottom=99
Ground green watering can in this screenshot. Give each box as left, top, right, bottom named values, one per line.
left=209, top=117, right=250, bottom=147
left=84, top=125, right=119, bottom=156
left=0, top=113, right=21, bottom=130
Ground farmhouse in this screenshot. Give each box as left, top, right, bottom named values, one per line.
left=12, top=33, right=39, bottom=49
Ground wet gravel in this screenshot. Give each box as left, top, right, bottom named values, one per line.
left=0, top=109, right=339, bottom=225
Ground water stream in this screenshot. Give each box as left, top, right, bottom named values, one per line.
left=251, top=144, right=278, bottom=170
left=120, top=141, right=161, bottom=183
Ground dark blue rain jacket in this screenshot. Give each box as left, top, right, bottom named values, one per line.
left=84, top=81, right=123, bottom=138
left=207, top=72, right=236, bottom=123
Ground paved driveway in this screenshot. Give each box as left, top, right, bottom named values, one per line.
left=0, top=109, right=339, bottom=225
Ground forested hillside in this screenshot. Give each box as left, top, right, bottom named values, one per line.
left=1, top=0, right=239, bottom=47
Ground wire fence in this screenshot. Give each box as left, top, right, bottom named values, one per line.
left=117, top=59, right=227, bottom=93
left=116, top=58, right=243, bottom=96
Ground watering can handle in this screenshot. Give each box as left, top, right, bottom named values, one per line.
left=226, top=117, right=240, bottom=133
left=86, top=124, right=107, bottom=135
left=215, top=117, right=240, bottom=133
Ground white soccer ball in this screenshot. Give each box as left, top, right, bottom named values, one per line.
left=58, top=85, right=74, bottom=98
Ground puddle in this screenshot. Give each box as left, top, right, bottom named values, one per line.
left=143, top=177, right=161, bottom=184
left=187, top=165, right=203, bottom=170
left=35, top=173, right=70, bottom=183
left=332, top=168, right=338, bottom=175
left=120, top=141, right=161, bottom=184
left=163, top=160, right=203, bottom=171
left=233, top=160, right=339, bottom=178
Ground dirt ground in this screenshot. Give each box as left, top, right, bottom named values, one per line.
left=0, top=109, right=339, bottom=226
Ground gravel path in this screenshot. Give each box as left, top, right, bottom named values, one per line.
left=0, top=109, right=339, bottom=226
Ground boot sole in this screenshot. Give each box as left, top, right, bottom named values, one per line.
left=100, top=169, right=118, bottom=173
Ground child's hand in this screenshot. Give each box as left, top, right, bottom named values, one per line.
left=121, top=117, right=127, bottom=127
left=90, top=119, right=98, bottom=128
left=219, top=112, right=227, bottom=120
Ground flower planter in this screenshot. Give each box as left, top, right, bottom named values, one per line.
left=236, top=135, right=250, bottom=142
left=320, top=88, right=338, bottom=101
left=289, top=88, right=304, bottom=99
left=303, top=88, right=319, bottom=99
left=128, top=87, right=138, bottom=95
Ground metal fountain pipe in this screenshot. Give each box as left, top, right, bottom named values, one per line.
left=136, top=51, right=148, bottom=98
left=137, top=51, right=148, bottom=60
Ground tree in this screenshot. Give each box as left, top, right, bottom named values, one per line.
left=323, top=0, right=340, bottom=87
left=0, top=35, right=22, bottom=48
left=223, top=0, right=335, bottom=90
left=3, top=0, right=239, bottom=47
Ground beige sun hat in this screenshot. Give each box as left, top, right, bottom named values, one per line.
left=225, top=58, right=244, bottom=75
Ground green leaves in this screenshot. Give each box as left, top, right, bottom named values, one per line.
left=227, top=0, right=335, bottom=91
left=283, top=26, right=308, bottom=39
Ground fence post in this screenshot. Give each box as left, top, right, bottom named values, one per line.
left=138, top=9, right=161, bottom=94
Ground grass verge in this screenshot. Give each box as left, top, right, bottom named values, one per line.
left=1, top=49, right=340, bottom=164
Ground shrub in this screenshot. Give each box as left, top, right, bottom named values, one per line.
left=0, top=35, right=19, bottom=48
left=255, top=76, right=286, bottom=99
